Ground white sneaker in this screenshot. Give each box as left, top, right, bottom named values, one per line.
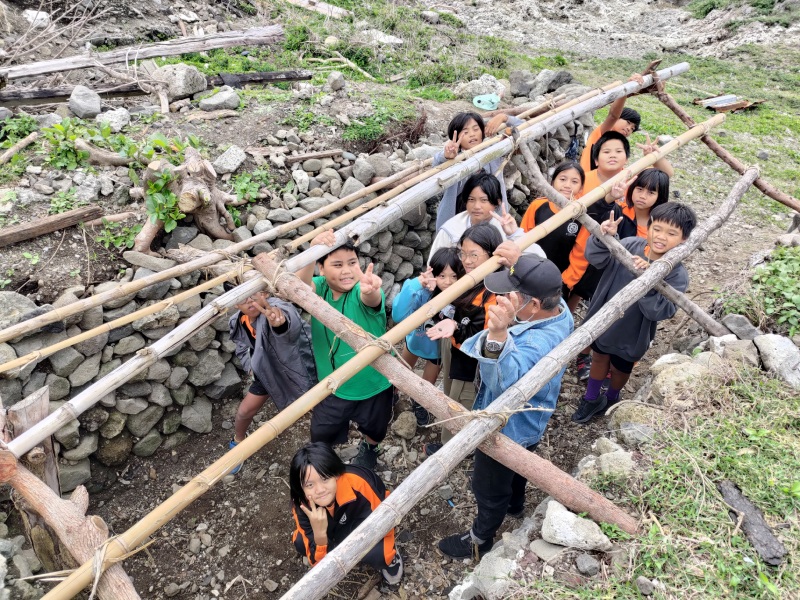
left=381, top=552, right=403, bottom=585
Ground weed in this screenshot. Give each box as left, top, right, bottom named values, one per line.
left=0, top=153, right=29, bottom=184
left=139, top=133, right=202, bottom=166
left=437, top=11, right=464, bottom=28
left=410, top=86, right=456, bottom=101
left=0, top=115, right=38, bottom=149
left=94, top=219, right=142, bottom=250
left=40, top=118, right=90, bottom=170
left=229, top=205, right=242, bottom=227
left=69, top=268, right=81, bottom=278
left=144, top=170, right=184, bottom=233
left=231, top=169, right=271, bottom=202
left=281, top=109, right=335, bottom=131
left=22, top=252, right=40, bottom=266
left=0, top=278, right=9, bottom=289
left=48, top=187, right=85, bottom=214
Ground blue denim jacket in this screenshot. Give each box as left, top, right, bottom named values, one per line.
left=460, top=300, right=573, bottom=447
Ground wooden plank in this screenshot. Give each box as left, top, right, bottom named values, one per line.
left=0, top=69, right=312, bottom=108
left=284, top=149, right=344, bottom=163
left=283, top=0, right=353, bottom=19
left=0, top=25, right=284, bottom=81
left=246, top=145, right=290, bottom=156
left=0, top=206, right=102, bottom=248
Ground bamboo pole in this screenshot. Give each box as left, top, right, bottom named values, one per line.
left=252, top=254, right=639, bottom=532
left=0, top=270, right=242, bottom=376
left=37, top=109, right=717, bottom=600
left=0, top=160, right=430, bottom=344
left=6, top=278, right=264, bottom=458
left=280, top=167, right=758, bottom=600
left=652, top=87, right=800, bottom=213
left=514, top=131, right=734, bottom=337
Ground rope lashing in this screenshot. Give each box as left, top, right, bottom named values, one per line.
left=425, top=404, right=555, bottom=429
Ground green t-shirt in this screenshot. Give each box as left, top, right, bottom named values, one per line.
left=311, top=276, right=392, bottom=400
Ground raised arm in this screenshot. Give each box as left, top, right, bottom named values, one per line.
left=297, top=230, right=337, bottom=292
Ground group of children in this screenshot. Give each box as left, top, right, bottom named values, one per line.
left=226, top=94, right=698, bottom=583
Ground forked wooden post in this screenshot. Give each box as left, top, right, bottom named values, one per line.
left=37, top=111, right=721, bottom=600
left=280, top=168, right=758, bottom=600
left=514, top=136, right=738, bottom=337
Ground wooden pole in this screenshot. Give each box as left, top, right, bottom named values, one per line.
left=280, top=167, right=757, bottom=600
left=35, top=105, right=713, bottom=600
left=0, top=26, right=285, bottom=82
left=0, top=131, right=38, bottom=165
left=653, top=88, right=800, bottom=213
left=5, top=277, right=265, bottom=458
left=252, top=254, right=639, bottom=531
left=514, top=131, right=736, bottom=337
left=0, top=205, right=103, bottom=249
left=0, top=160, right=429, bottom=344
left=0, top=270, right=241, bottom=375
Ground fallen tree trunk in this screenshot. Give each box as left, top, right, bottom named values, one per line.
left=75, top=139, right=133, bottom=166
left=279, top=166, right=757, bottom=600
left=0, top=205, right=102, bottom=249
left=515, top=131, right=738, bottom=338
left=283, top=0, right=353, bottom=18
left=0, top=26, right=284, bottom=82
left=0, top=70, right=312, bottom=107
left=653, top=87, right=800, bottom=213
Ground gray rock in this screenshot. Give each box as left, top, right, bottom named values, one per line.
left=68, top=85, right=102, bottom=118
left=529, top=538, right=566, bottom=562
left=170, top=226, right=199, bottom=245
left=367, top=154, right=392, bottom=178
left=147, top=359, right=171, bottom=382
left=636, top=575, right=655, bottom=596
left=132, top=304, right=180, bottom=332
left=188, top=350, right=226, bottom=386
left=166, top=367, right=189, bottom=389
left=722, top=339, right=760, bottom=368
left=649, top=362, right=710, bottom=410
left=188, top=233, right=214, bottom=251
left=199, top=86, right=240, bottom=111
left=575, top=553, right=600, bottom=576
left=541, top=500, right=612, bottom=551
left=75, top=330, right=109, bottom=357
left=509, top=69, right=535, bottom=97
left=80, top=406, right=109, bottom=432
left=134, top=268, right=171, bottom=300
left=454, top=73, right=505, bottom=99
left=292, top=169, right=310, bottom=193
left=182, top=396, right=213, bottom=433
left=58, top=458, right=91, bottom=493
left=327, top=70, right=345, bottom=91
left=114, top=334, right=147, bottom=358
left=133, top=429, right=163, bottom=457
left=100, top=411, right=127, bottom=439
left=395, top=261, right=414, bottom=281
left=127, top=405, right=165, bottom=437
left=421, top=10, right=439, bottom=23
left=597, top=450, right=635, bottom=478
left=0, top=291, right=38, bottom=330
left=0, top=378, right=22, bottom=405
left=54, top=418, right=80, bottom=449
left=149, top=382, right=173, bottom=407
left=170, top=383, right=195, bottom=406
left=95, top=107, right=130, bottom=133
left=188, top=325, right=216, bottom=351
left=721, top=313, right=763, bottom=340
left=152, top=64, right=207, bottom=101
left=253, top=220, right=274, bottom=235
left=618, top=423, right=655, bottom=447
left=45, top=374, right=69, bottom=402
left=96, top=432, right=133, bottom=466
left=69, top=353, right=101, bottom=387
left=122, top=251, right=176, bottom=272
left=116, top=397, right=148, bottom=415
left=176, top=294, right=201, bottom=318
left=754, top=334, right=800, bottom=390
left=709, top=333, right=738, bottom=355
left=352, top=158, right=375, bottom=185
left=649, top=353, right=691, bottom=376
left=299, top=197, right=328, bottom=213
left=49, top=347, right=84, bottom=377
left=173, top=350, right=199, bottom=367
left=204, top=362, right=241, bottom=400
left=61, top=433, right=99, bottom=461
left=163, top=429, right=191, bottom=450
left=232, top=226, right=252, bottom=242
left=161, top=410, right=182, bottom=435
left=469, top=552, right=517, bottom=599
left=339, top=176, right=365, bottom=199
left=267, top=208, right=292, bottom=223
left=390, top=411, right=416, bottom=440
left=0, top=107, right=12, bottom=120
left=303, top=158, right=323, bottom=172
left=756, top=150, right=769, bottom=161
left=104, top=302, right=138, bottom=324
left=212, top=145, right=246, bottom=174
left=527, top=69, right=558, bottom=98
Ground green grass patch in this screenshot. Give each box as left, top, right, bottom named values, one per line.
left=156, top=47, right=277, bottom=74
left=523, top=369, right=799, bottom=598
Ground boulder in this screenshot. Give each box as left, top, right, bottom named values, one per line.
left=709, top=333, right=738, bottom=355
left=61, top=433, right=99, bottom=461
left=74, top=331, right=109, bottom=357
left=0, top=292, right=37, bottom=331
left=132, top=304, right=180, bottom=332
left=454, top=74, right=505, bottom=99
left=122, top=251, right=176, bottom=272
left=187, top=349, right=226, bottom=387
left=722, top=339, right=760, bottom=368
left=292, top=169, right=310, bottom=193
left=212, top=145, right=246, bottom=174
left=204, top=363, right=241, bottom=400
left=327, top=71, right=345, bottom=91
left=390, top=411, right=417, bottom=440
left=114, top=333, right=146, bottom=356
left=721, top=313, right=762, bottom=340
left=45, top=374, right=70, bottom=401
left=754, top=334, right=800, bottom=390
left=48, top=347, right=84, bottom=377
left=366, top=154, right=392, bottom=178
left=529, top=538, right=566, bottom=562
left=68, top=353, right=101, bottom=387
left=149, top=383, right=173, bottom=407
left=649, top=362, right=710, bottom=410
left=134, top=268, right=171, bottom=300
left=58, top=459, right=91, bottom=493
left=95, top=107, right=131, bottom=133
left=147, top=359, right=171, bottom=382
left=649, top=353, right=691, bottom=376
left=199, top=86, right=240, bottom=111
left=127, top=405, right=165, bottom=437
left=541, top=501, right=612, bottom=551
left=100, top=411, right=127, bottom=439
left=68, top=85, right=102, bottom=118
left=182, top=396, right=213, bottom=433
left=79, top=407, right=109, bottom=432
left=152, top=64, right=207, bottom=101
left=96, top=432, right=134, bottom=466
left=597, top=450, right=635, bottom=479
left=352, top=158, right=375, bottom=185
left=133, top=430, right=163, bottom=457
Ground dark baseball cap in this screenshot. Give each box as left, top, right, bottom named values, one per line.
left=484, top=255, right=563, bottom=299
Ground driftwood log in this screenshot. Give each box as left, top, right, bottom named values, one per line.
left=279, top=166, right=758, bottom=600
left=0, top=131, right=38, bottom=165
left=75, top=139, right=134, bottom=167
left=0, top=26, right=284, bottom=82
left=130, top=147, right=238, bottom=253
left=0, top=205, right=102, bottom=249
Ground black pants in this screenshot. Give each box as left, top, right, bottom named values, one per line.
left=293, top=536, right=391, bottom=570
left=471, top=444, right=537, bottom=542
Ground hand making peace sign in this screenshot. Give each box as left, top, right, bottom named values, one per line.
left=443, top=130, right=461, bottom=160
left=255, top=300, right=286, bottom=329
left=299, top=499, right=328, bottom=539
left=490, top=202, right=518, bottom=236
left=608, top=173, right=637, bottom=202
left=599, top=210, right=624, bottom=237
left=359, top=263, right=382, bottom=296
left=636, top=133, right=659, bottom=156
left=418, top=266, right=436, bottom=291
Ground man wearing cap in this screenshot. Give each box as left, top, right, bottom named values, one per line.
left=436, top=255, right=574, bottom=560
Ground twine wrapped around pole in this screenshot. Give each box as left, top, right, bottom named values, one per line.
left=38, top=98, right=717, bottom=600
left=279, top=165, right=760, bottom=600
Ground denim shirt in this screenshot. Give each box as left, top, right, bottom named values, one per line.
left=460, top=299, right=573, bottom=447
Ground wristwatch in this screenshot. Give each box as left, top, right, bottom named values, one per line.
left=485, top=339, right=505, bottom=353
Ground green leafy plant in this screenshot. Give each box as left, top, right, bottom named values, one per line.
left=94, top=219, right=142, bottom=250
left=0, top=115, right=38, bottom=149
left=48, top=187, right=85, bottom=214
left=231, top=169, right=271, bottom=203
left=139, top=133, right=202, bottom=166
left=40, top=118, right=89, bottom=170
left=144, top=170, right=184, bottom=233
left=0, top=277, right=10, bottom=289
left=69, top=268, right=81, bottom=278
left=0, top=153, right=29, bottom=184
left=229, top=205, right=242, bottom=227
left=22, top=251, right=40, bottom=266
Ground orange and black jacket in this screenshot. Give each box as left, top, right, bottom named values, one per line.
left=520, top=197, right=584, bottom=274
left=291, top=466, right=396, bottom=567
left=448, top=288, right=497, bottom=382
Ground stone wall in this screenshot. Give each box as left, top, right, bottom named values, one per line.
left=0, top=101, right=591, bottom=495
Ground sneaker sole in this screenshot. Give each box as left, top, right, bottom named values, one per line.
left=571, top=399, right=608, bottom=424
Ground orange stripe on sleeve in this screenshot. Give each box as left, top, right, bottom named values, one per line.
left=562, top=227, right=590, bottom=290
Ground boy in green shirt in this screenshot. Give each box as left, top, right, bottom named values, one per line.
left=298, top=230, right=394, bottom=470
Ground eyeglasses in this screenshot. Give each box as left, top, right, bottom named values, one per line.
left=458, top=250, right=488, bottom=262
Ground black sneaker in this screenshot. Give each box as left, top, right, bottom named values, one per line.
left=437, top=531, right=493, bottom=560
left=603, top=393, right=622, bottom=415
left=506, top=506, right=525, bottom=519
left=424, top=442, right=442, bottom=457
left=351, top=440, right=379, bottom=470
left=571, top=394, right=608, bottom=424
left=600, top=370, right=611, bottom=393
left=576, top=353, right=592, bottom=382
left=412, top=401, right=432, bottom=427
left=381, top=553, right=403, bottom=585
